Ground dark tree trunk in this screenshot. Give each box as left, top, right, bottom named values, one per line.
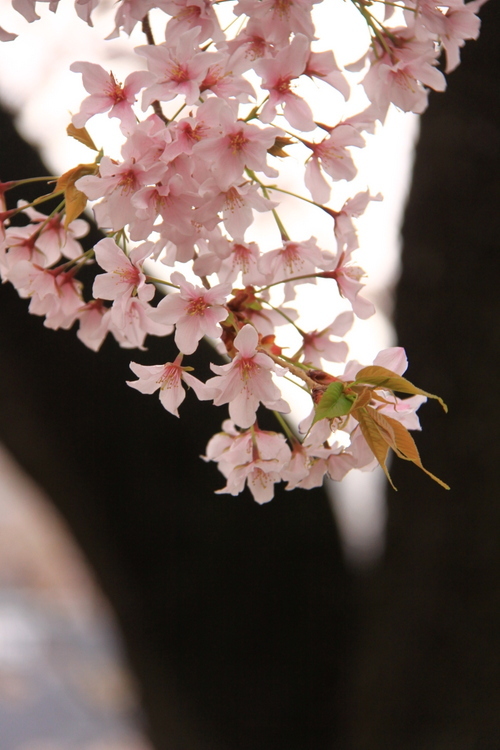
left=345, top=2, right=500, bottom=748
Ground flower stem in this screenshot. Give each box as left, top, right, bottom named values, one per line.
left=272, top=410, right=297, bottom=442
left=145, top=275, right=180, bottom=289
left=245, top=168, right=290, bottom=241
left=257, top=273, right=321, bottom=292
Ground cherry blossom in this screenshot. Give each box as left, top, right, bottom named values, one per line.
left=76, top=299, right=111, bottom=351
left=204, top=423, right=292, bottom=504
left=92, top=238, right=155, bottom=305
left=328, top=190, right=383, bottom=255
left=160, top=0, right=224, bottom=43
left=193, top=103, right=279, bottom=191
left=137, top=27, right=219, bottom=109
left=70, top=62, right=151, bottom=133
left=194, top=179, right=276, bottom=238
left=256, top=34, right=316, bottom=131
left=301, top=311, right=354, bottom=366
left=1, top=0, right=470, bottom=498
left=127, top=356, right=209, bottom=416
left=204, top=324, right=290, bottom=429
left=303, top=126, right=365, bottom=204
left=234, top=0, right=320, bottom=45
left=361, top=31, right=446, bottom=118
left=8, top=261, right=83, bottom=330
left=111, top=296, right=172, bottom=349
left=77, top=154, right=166, bottom=231
left=151, top=272, right=231, bottom=354
left=321, top=251, right=375, bottom=319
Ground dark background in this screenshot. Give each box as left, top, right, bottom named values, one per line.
left=0, top=2, right=499, bottom=747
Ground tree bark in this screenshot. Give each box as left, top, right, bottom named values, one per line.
left=345, top=2, right=500, bottom=747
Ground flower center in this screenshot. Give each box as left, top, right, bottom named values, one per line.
left=159, top=364, right=181, bottom=389
left=273, top=0, right=291, bottom=19
left=275, top=76, right=292, bottom=94
left=224, top=188, right=244, bottom=212
left=232, top=243, right=251, bottom=273
left=106, top=74, right=127, bottom=103
left=228, top=130, right=249, bottom=154
left=169, top=63, right=190, bottom=83
left=118, top=265, right=140, bottom=285
left=280, top=243, right=303, bottom=273
left=187, top=296, right=209, bottom=316
left=119, top=170, right=138, bottom=195
left=238, top=356, right=258, bottom=381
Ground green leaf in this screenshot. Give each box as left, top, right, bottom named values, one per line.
left=313, top=381, right=356, bottom=424
left=354, top=366, right=448, bottom=412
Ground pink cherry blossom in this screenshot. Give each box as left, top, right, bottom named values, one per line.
left=11, top=0, right=54, bottom=23
left=258, top=237, right=329, bottom=296
left=9, top=261, right=83, bottom=330
left=1, top=223, right=57, bottom=278
left=302, top=311, right=354, bottom=366
left=225, top=19, right=277, bottom=69
left=321, top=252, right=375, bottom=320
left=77, top=155, right=166, bottom=231
left=76, top=299, right=111, bottom=352
left=110, top=296, right=172, bottom=349
left=217, top=240, right=268, bottom=286
left=1, top=0, right=475, bottom=498
left=362, top=30, right=446, bottom=118
left=7, top=204, right=89, bottom=263
left=234, top=0, right=319, bottom=45
left=282, top=420, right=358, bottom=490
left=256, top=34, right=316, bottom=131
left=304, top=49, right=350, bottom=100
left=303, top=125, right=365, bottom=203
left=129, top=174, right=198, bottom=241
left=70, top=62, right=151, bottom=133
left=199, top=57, right=255, bottom=103
left=107, top=0, right=156, bottom=37
left=204, top=324, right=290, bottom=429
left=160, top=0, right=225, bottom=43
left=74, top=0, right=100, bottom=25
left=92, top=238, right=155, bottom=304
left=136, top=27, right=220, bottom=109
left=194, top=179, right=276, bottom=238
left=0, top=26, right=17, bottom=41
left=151, top=272, right=231, bottom=355
left=193, top=103, right=279, bottom=191
left=407, top=0, right=487, bottom=73
left=327, top=190, right=383, bottom=254
left=127, top=355, right=209, bottom=416
left=204, top=422, right=291, bottom=503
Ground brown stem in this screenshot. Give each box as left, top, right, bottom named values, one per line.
left=141, top=14, right=170, bottom=126
left=260, top=349, right=316, bottom=390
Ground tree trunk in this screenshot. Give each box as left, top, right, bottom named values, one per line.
left=345, top=2, right=500, bottom=747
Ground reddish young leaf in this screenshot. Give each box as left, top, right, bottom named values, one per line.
left=55, top=163, right=97, bottom=227
left=354, top=407, right=395, bottom=489
left=66, top=123, right=98, bottom=151
left=354, top=366, right=448, bottom=412
left=364, top=406, right=450, bottom=489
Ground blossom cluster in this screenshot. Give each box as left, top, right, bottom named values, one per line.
left=1, top=0, right=484, bottom=500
